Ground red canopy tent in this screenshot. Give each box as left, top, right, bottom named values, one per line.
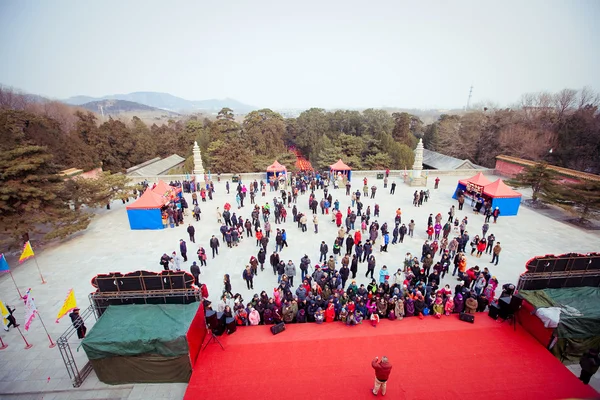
left=330, top=159, right=352, bottom=181
left=330, top=159, right=351, bottom=171
left=483, top=179, right=522, bottom=215
left=266, top=160, right=287, bottom=181
left=126, top=189, right=168, bottom=229
left=127, top=188, right=167, bottom=209
left=266, top=160, right=287, bottom=173
left=152, top=180, right=181, bottom=200
left=483, top=179, right=521, bottom=198
left=459, top=172, right=492, bottom=188
left=453, top=172, right=492, bottom=201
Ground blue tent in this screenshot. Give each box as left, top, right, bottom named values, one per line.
left=483, top=179, right=522, bottom=216
left=126, top=189, right=167, bottom=230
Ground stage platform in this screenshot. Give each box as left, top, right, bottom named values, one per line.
left=185, top=315, right=598, bottom=400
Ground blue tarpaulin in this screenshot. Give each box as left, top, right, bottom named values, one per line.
left=127, top=209, right=163, bottom=230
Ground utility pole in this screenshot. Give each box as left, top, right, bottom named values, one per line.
left=466, top=86, right=473, bottom=110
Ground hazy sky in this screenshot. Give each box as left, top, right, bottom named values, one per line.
left=1, top=0, right=599, bottom=109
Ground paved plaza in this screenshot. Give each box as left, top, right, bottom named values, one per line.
left=1, top=172, right=599, bottom=399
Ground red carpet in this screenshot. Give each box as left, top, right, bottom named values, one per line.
left=184, top=315, right=598, bottom=400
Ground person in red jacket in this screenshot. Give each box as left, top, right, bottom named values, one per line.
left=335, top=210, right=343, bottom=227
left=325, top=302, right=335, bottom=322
left=371, top=356, right=393, bottom=396
left=426, top=224, right=434, bottom=240
left=354, top=230, right=362, bottom=245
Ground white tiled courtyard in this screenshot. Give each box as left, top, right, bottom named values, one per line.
left=1, top=172, right=599, bottom=399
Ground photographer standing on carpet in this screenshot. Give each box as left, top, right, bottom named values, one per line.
left=371, top=356, right=392, bottom=396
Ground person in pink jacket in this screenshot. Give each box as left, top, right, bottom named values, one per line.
left=248, top=307, right=260, bottom=325
left=366, top=298, right=377, bottom=316
left=444, top=295, right=455, bottom=316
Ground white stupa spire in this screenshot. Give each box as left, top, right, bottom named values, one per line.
left=193, top=141, right=204, bottom=175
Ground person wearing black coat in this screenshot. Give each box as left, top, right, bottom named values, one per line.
left=209, top=236, right=220, bottom=258
left=339, top=265, right=350, bottom=289
left=579, top=349, right=600, bottom=385
left=270, top=252, right=280, bottom=275
left=392, top=226, right=399, bottom=244
left=424, top=268, right=436, bottom=284
left=350, top=255, right=358, bottom=279
left=414, top=296, right=425, bottom=317
left=355, top=243, right=363, bottom=263
left=366, top=255, right=376, bottom=279
left=300, top=255, right=311, bottom=280
left=257, top=248, right=266, bottom=270
left=477, top=294, right=489, bottom=312
left=421, top=241, right=431, bottom=262
left=307, top=301, right=317, bottom=322
left=242, top=266, right=254, bottom=290
left=363, top=241, right=373, bottom=263
left=276, top=261, right=286, bottom=282
left=345, top=235, right=355, bottom=255
left=160, top=253, right=170, bottom=271
left=411, top=264, right=422, bottom=282
left=190, top=262, right=201, bottom=285
left=399, top=224, right=407, bottom=243
left=319, top=241, right=329, bottom=262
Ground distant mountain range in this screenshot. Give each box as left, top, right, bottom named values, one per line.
left=64, top=91, right=257, bottom=114
left=78, top=99, right=180, bottom=117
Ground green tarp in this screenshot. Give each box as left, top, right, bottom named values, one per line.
left=520, top=287, right=600, bottom=339
left=82, top=303, right=199, bottom=360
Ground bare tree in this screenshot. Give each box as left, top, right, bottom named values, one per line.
left=578, top=86, right=600, bottom=109
left=536, top=91, right=554, bottom=108
left=554, top=88, right=577, bottom=121
left=0, top=86, right=28, bottom=110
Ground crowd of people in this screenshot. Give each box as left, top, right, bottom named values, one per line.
left=166, top=170, right=509, bottom=328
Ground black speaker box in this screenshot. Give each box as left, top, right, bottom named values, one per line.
left=212, top=324, right=226, bottom=336
left=459, top=312, right=475, bottom=323
left=270, top=322, right=286, bottom=335
left=226, top=317, right=237, bottom=335
left=206, top=310, right=218, bottom=330
left=488, top=302, right=500, bottom=320
left=510, top=293, right=524, bottom=312
left=499, top=296, right=512, bottom=317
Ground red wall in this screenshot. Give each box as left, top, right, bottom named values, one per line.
left=495, top=159, right=524, bottom=177
left=495, top=159, right=582, bottom=184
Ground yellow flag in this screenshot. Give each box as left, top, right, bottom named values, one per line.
left=0, top=300, right=9, bottom=329
left=56, top=289, right=77, bottom=323
left=19, top=241, right=34, bottom=264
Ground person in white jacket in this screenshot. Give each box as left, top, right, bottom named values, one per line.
left=170, top=251, right=182, bottom=271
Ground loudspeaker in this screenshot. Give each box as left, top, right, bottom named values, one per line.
left=488, top=302, right=500, bottom=320
left=212, top=324, right=226, bottom=336
left=270, top=322, right=286, bottom=335
left=510, top=293, right=523, bottom=312
left=498, top=296, right=512, bottom=319
left=459, top=312, right=475, bottom=323
left=226, top=317, right=237, bottom=335
left=212, top=312, right=227, bottom=336
left=206, top=310, right=218, bottom=330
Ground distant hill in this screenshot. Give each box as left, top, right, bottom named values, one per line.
left=79, top=99, right=179, bottom=115
left=64, top=91, right=257, bottom=114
